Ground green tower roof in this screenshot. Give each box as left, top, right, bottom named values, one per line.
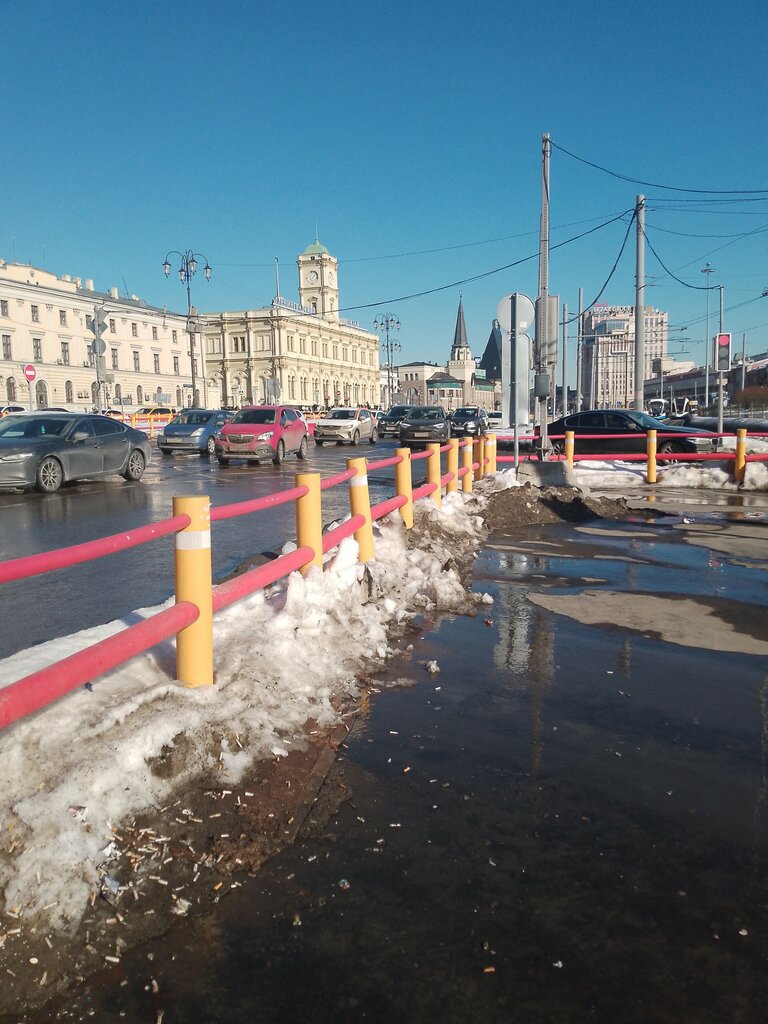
left=302, top=239, right=330, bottom=255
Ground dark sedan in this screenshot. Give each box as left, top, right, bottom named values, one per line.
left=0, top=413, right=152, bottom=492
left=399, top=406, right=451, bottom=447
left=540, top=409, right=720, bottom=458
left=378, top=405, right=410, bottom=439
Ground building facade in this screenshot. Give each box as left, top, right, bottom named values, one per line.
left=580, top=304, right=668, bottom=409
left=0, top=260, right=193, bottom=412
left=199, top=240, right=380, bottom=410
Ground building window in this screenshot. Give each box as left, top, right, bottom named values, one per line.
left=322, top=343, right=328, bottom=358
left=61, top=341, right=70, bottom=365
left=152, top=326, right=158, bottom=340
left=2, top=335, right=11, bottom=360
left=111, top=348, right=118, bottom=370
left=59, top=309, right=67, bottom=327
left=31, top=305, right=40, bottom=323
left=137, top=385, right=143, bottom=404
left=172, top=330, right=178, bottom=342
left=0, top=299, right=8, bottom=317
left=33, top=338, right=42, bottom=361
left=342, top=348, right=348, bottom=362
left=109, top=319, right=116, bottom=333
left=133, top=351, right=140, bottom=372
left=300, top=337, right=306, bottom=354
left=333, top=345, right=338, bottom=360
left=173, top=356, right=180, bottom=374
left=131, top=322, right=138, bottom=338
left=153, top=354, right=160, bottom=373
left=7, top=377, right=17, bottom=401
left=65, top=380, right=74, bottom=403
left=312, top=339, right=318, bottom=356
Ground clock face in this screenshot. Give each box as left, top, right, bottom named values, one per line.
left=307, top=270, right=319, bottom=284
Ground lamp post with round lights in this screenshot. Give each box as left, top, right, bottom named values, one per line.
left=374, top=313, right=401, bottom=409
left=162, top=250, right=212, bottom=407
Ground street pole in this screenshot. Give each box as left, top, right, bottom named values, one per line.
left=576, top=288, right=583, bottom=412
left=374, top=313, right=400, bottom=409
left=536, top=133, right=551, bottom=451
left=741, top=332, right=747, bottom=394
left=717, top=284, right=725, bottom=433
left=701, top=262, right=715, bottom=410
left=561, top=302, right=568, bottom=415
left=163, top=249, right=212, bottom=410
left=633, top=195, right=645, bottom=411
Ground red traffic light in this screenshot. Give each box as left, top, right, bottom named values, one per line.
left=716, top=333, right=731, bottom=347
left=715, top=332, right=731, bottom=371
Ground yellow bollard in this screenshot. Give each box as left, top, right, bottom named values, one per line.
left=395, top=447, right=414, bottom=528
left=486, top=432, right=497, bottom=474
left=461, top=438, right=473, bottom=493
left=296, top=472, right=323, bottom=572
left=735, top=427, right=747, bottom=483
left=174, top=495, right=214, bottom=688
left=646, top=429, right=657, bottom=484
left=446, top=438, right=459, bottom=494
left=347, top=456, right=375, bottom=562
left=426, top=442, right=442, bottom=508
left=565, top=429, right=575, bottom=469
left=474, top=435, right=486, bottom=482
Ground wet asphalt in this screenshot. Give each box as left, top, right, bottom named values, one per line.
left=23, top=507, right=768, bottom=1024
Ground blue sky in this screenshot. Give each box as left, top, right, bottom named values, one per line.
left=4, top=0, right=768, bottom=376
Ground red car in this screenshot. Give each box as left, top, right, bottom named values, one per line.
left=214, top=405, right=308, bottom=466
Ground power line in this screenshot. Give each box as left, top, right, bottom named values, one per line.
left=564, top=212, right=637, bottom=324
left=551, top=139, right=768, bottom=195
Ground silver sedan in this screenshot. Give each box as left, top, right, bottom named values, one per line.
left=0, top=412, right=152, bottom=492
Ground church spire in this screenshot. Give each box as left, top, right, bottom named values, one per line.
left=451, top=294, right=469, bottom=358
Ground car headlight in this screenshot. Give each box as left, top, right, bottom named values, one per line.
left=0, top=451, right=35, bottom=462
left=190, top=428, right=204, bottom=437
left=261, top=431, right=274, bottom=440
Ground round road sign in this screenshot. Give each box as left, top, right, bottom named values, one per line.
left=23, top=363, right=36, bottom=383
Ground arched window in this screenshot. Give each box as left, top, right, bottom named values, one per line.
left=7, top=377, right=17, bottom=401
left=65, top=380, right=74, bottom=403
left=176, top=387, right=182, bottom=407
left=115, top=384, right=122, bottom=402
left=91, top=382, right=99, bottom=406
left=288, top=375, right=296, bottom=400
left=300, top=377, right=308, bottom=401
left=35, top=381, right=48, bottom=408
left=137, top=385, right=144, bottom=404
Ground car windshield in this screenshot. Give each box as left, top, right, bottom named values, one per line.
left=327, top=409, right=356, bottom=420
left=173, top=411, right=213, bottom=425
left=407, top=408, right=443, bottom=421
left=385, top=406, right=408, bottom=418
left=623, top=410, right=667, bottom=430
left=231, top=408, right=276, bottom=425
left=0, top=416, right=75, bottom=438
left=453, top=408, right=479, bottom=417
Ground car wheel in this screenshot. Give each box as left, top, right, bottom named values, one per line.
left=203, top=436, right=216, bottom=456
left=658, top=440, right=685, bottom=462
left=297, top=436, right=308, bottom=460
left=551, top=441, right=565, bottom=456
left=122, top=449, right=146, bottom=481
left=351, top=430, right=360, bottom=446
left=273, top=440, right=285, bottom=465
left=36, top=456, right=64, bottom=493
left=217, top=456, right=230, bottom=466
left=369, top=429, right=377, bottom=445
left=315, top=438, right=325, bottom=446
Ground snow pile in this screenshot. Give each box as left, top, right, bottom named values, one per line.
left=0, top=494, right=489, bottom=934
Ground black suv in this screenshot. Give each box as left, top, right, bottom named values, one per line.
left=449, top=406, right=489, bottom=437
left=378, top=405, right=410, bottom=439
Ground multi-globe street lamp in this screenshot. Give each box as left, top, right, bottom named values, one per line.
left=373, top=313, right=401, bottom=409
left=162, top=249, right=212, bottom=407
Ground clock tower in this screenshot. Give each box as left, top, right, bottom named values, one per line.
left=297, top=238, right=339, bottom=320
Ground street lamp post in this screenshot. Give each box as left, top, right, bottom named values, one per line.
left=163, top=249, right=212, bottom=407
left=374, top=313, right=401, bottom=409
left=701, top=262, right=715, bottom=410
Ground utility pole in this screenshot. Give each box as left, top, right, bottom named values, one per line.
left=576, top=288, right=583, bottom=412
left=633, top=195, right=645, bottom=411
left=717, top=284, right=725, bottom=433
left=535, top=133, right=551, bottom=450
left=561, top=302, right=568, bottom=415
left=741, top=332, right=747, bottom=394
left=701, top=262, right=715, bottom=410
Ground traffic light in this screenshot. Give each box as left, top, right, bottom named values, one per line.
left=716, top=332, right=731, bottom=371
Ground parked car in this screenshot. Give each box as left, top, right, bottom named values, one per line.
left=313, top=407, right=377, bottom=446
left=539, top=409, right=720, bottom=458
left=157, top=408, right=234, bottom=457
left=0, top=412, right=151, bottom=492
left=377, top=405, right=410, bottom=439
left=136, top=406, right=174, bottom=417
left=487, top=411, right=503, bottom=432
left=214, top=405, right=308, bottom=465
left=399, top=406, right=451, bottom=447
left=1, top=405, right=26, bottom=417
left=449, top=406, right=489, bottom=437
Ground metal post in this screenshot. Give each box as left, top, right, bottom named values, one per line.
left=701, top=262, right=715, bottom=409
left=576, top=288, right=583, bottom=412
left=537, top=133, right=551, bottom=450
left=741, top=333, right=747, bottom=394
left=634, top=195, right=645, bottom=411
left=717, top=284, right=725, bottom=434
left=561, top=302, right=568, bottom=415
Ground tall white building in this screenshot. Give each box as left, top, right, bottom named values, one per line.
left=0, top=260, right=191, bottom=412
left=199, top=240, right=380, bottom=409
left=579, top=304, right=668, bottom=409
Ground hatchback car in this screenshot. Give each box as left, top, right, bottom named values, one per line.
left=313, top=407, right=377, bottom=446
left=449, top=406, right=489, bottom=437
left=399, top=406, right=451, bottom=447
left=541, top=409, right=720, bottom=458
left=1, top=405, right=26, bottom=417
left=0, top=412, right=152, bottom=492
left=157, top=408, right=233, bottom=457
left=377, top=405, right=410, bottom=439
left=215, top=405, right=308, bottom=465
